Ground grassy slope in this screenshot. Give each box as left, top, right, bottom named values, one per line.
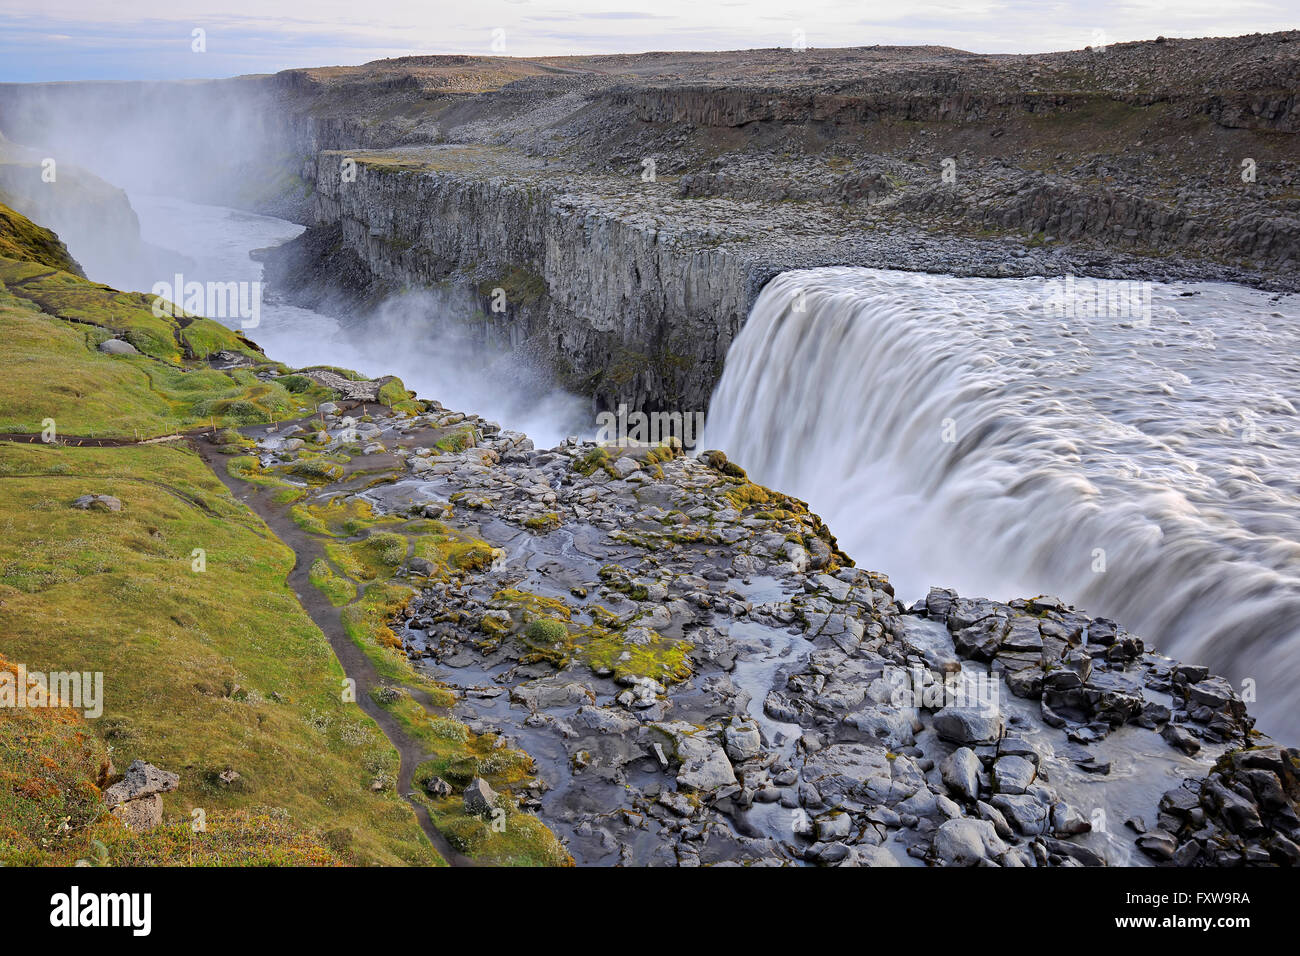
left=0, top=651, right=344, bottom=866
left=0, top=202, right=83, bottom=275
left=0, top=442, right=440, bottom=866
left=0, top=204, right=440, bottom=865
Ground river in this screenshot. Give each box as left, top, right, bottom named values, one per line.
left=124, top=193, right=589, bottom=449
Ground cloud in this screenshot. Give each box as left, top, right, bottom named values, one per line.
left=1, top=0, right=1295, bottom=80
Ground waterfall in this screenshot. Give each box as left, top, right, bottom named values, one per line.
left=703, top=267, right=1300, bottom=739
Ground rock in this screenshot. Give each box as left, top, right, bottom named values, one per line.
left=98, top=338, right=138, bottom=355
left=815, top=812, right=853, bottom=842
left=977, top=800, right=1014, bottom=840
left=110, top=794, right=163, bottom=831
left=574, top=705, right=639, bottom=734
left=463, top=777, right=500, bottom=816
left=408, top=557, right=437, bottom=575
left=849, top=844, right=901, bottom=867
left=993, top=755, right=1036, bottom=795
left=611, top=456, right=641, bottom=478
left=71, top=494, right=123, bottom=512
left=1185, top=676, right=1236, bottom=713
left=102, top=760, right=179, bottom=806
left=511, top=676, right=595, bottom=710
left=812, top=841, right=851, bottom=864
left=1136, top=829, right=1178, bottom=861
left=102, top=760, right=178, bottom=833
left=623, top=626, right=656, bottom=646
left=724, top=723, right=762, bottom=764
left=423, top=775, right=452, bottom=797
left=1161, top=722, right=1201, bottom=755
left=934, top=818, right=1007, bottom=866
left=678, top=738, right=737, bottom=793
left=940, top=747, right=981, bottom=802
left=1203, top=778, right=1264, bottom=835
left=990, top=793, right=1051, bottom=836
left=933, top=707, right=1003, bottom=745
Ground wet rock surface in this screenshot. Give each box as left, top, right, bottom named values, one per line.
left=243, top=396, right=1297, bottom=866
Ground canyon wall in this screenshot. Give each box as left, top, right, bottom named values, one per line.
left=307, top=152, right=758, bottom=413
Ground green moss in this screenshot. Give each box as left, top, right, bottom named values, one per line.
left=475, top=265, right=547, bottom=309
left=523, top=512, right=561, bottom=532
left=292, top=497, right=384, bottom=537
left=571, top=446, right=611, bottom=477
left=435, top=428, right=477, bottom=454
left=578, top=623, right=692, bottom=684
left=411, top=525, right=500, bottom=580
left=339, top=581, right=419, bottom=682
left=377, top=377, right=422, bottom=414
left=308, top=557, right=357, bottom=606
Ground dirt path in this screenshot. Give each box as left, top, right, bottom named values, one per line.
left=4, top=406, right=471, bottom=864
left=191, top=430, right=472, bottom=866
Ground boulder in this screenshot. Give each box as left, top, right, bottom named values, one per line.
left=463, top=777, right=500, bottom=816
left=423, top=775, right=453, bottom=798
left=724, top=718, right=762, bottom=762
left=98, top=338, right=138, bottom=355
left=934, top=818, right=1008, bottom=866
left=102, top=759, right=179, bottom=805
left=940, top=747, right=982, bottom=802
left=72, top=494, right=122, bottom=512
left=102, top=760, right=178, bottom=832
left=993, top=755, right=1036, bottom=795
left=933, top=707, right=1003, bottom=745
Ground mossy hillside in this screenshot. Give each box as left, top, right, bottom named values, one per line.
left=377, top=377, right=424, bottom=415
left=292, top=496, right=386, bottom=537
left=339, top=581, right=421, bottom=681
left=0, top=264, right=330, bottom=439
left=225, top=455, right=308, bottom=504
left=0, top=201, right=84, bottom=275
left=407, top=730, right=573, bottom=867
left=0, top=441, right=440, bottom=866
left=308, top=557, right=358, bottom=606
left=416, top=789, right=572, bottom=867
left=2, top=258, right=196, bottom=362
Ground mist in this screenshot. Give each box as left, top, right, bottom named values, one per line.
left=0, top=79, right=591, bottom=449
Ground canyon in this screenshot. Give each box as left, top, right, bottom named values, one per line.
left=2, top=33, right=1297, bottom=411
left=0, top=33, right=1298, bottom=868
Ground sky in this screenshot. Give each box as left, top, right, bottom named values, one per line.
left=1, top=0, right=1295, bottom=82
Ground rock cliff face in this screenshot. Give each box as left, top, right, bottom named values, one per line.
left=307, top=150, right=753, bottom=412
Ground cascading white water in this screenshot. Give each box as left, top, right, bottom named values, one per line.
left=703, top=267, right=1300, bottom=739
